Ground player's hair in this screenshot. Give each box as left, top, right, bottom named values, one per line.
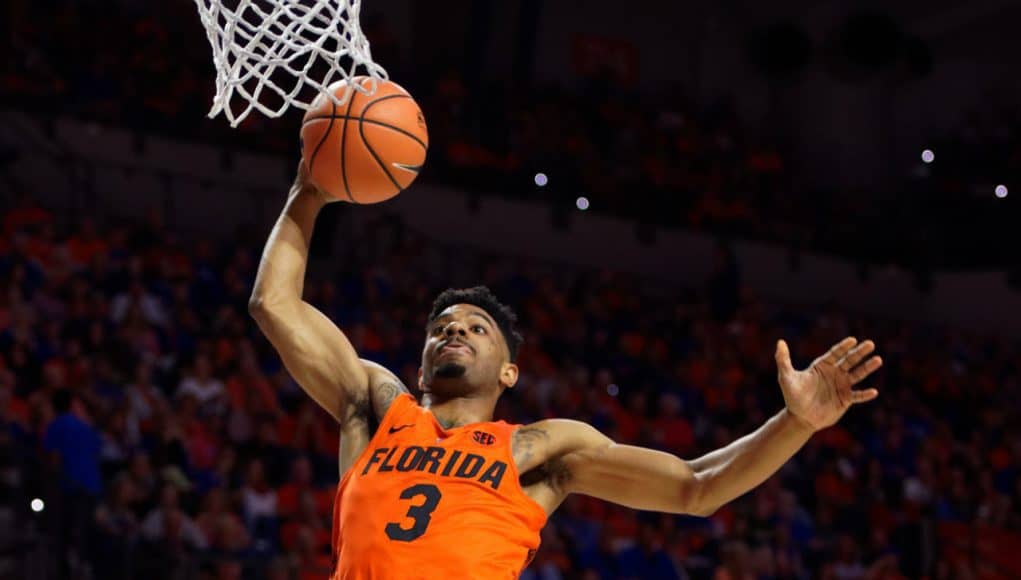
left=427, top=286, right=524, bottom=362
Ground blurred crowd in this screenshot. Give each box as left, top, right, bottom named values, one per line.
left=1, top=188, right=1020, bottom=580
left=3, top=0, right=1018, bottom=270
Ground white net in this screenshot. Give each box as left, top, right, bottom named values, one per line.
left=193, top=0, right=387, bottom=127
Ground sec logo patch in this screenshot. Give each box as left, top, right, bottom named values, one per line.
left=472, top=430, right=496, bottom=446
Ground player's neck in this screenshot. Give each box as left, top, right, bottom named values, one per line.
left=421, top=392, right=496, bottom=429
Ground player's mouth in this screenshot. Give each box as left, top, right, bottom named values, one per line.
left=437, top=340, right=474, bottom=356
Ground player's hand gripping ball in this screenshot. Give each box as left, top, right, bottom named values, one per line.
left=301, top=77, right=428, bottom=204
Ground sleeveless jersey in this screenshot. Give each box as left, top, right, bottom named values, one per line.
left=331, top=394, right=547, bottom=579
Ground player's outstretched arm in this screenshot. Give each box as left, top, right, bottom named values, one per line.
left=249, top=163, right=370, bottom=423
left=517, top=337, right=881, bottom=517
left=687, top=337, right=881, bottom=475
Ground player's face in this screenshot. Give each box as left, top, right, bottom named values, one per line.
left=419, top=304, right=517, bottom=396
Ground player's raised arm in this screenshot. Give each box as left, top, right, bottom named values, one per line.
left=517, top=337, right=882, bottom=517
left=248, top=163, right=369, bottom=423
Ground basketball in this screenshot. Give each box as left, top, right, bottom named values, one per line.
left=300, top=77, right=428, bottom=204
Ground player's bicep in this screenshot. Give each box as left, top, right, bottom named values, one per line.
left=516, top=419, right=704, bottom=514
left=251, top=300, right=368, bottom=422
left=559, top=443, right=703, bottom=515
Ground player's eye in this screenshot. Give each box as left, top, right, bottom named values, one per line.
left=471, top=325, right=486, bottom=334
left=430, top=325, right=444, bottom=335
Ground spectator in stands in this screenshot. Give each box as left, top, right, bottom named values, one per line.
left=241, top=457, right=279, bottom=553
left=44, top=388, right=102, bottom=572
left=616, top=520, right=682, bottom=579
left=111, top=278, right=168, bottom=328
left=92, top=475, right=141, bottom=579
left=194, top=486, right=250, bottom=553
left=176, top=354, right=226, bottom=415
left=713, top=541, right=754, bottom=580
left=140, top=483, right=208, bottom=551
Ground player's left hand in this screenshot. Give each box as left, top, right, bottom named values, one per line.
left=775, top=337, right=882, bottom=432
left=289, top=160, right=333, bottom=206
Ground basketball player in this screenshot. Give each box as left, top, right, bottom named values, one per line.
left=249, top=165, right=882, bottom=578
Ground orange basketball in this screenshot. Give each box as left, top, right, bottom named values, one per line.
left=300, top=77, right=428, bottom=204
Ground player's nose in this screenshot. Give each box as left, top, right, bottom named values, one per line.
left=443, top=322, right=467, bottom=337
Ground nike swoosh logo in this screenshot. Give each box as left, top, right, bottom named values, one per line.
left=388, top=424, right=414, bottom=434
left=392, top=162, right=423, bottom=175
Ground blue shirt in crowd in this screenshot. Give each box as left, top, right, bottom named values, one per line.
left=43, top=412, right=102, bottom=496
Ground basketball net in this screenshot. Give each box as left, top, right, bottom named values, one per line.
left=193, top=0, right=387, bottom=127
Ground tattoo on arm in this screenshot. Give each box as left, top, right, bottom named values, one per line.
left=371, top=380, right=410, bottom=421
left=512, top=427, right=550, bottom=468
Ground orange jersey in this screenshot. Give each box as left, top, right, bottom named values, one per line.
left=331, top=394, right=547, bottom=579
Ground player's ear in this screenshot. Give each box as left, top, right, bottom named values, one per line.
left=499, top=362, right=519, bottom=390
left=417, top=367, right=425, bottom=391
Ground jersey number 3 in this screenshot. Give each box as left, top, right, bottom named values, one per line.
left=385, top=484, right=442, bottom=542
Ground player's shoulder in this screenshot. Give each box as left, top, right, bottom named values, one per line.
left=360, top=358, right=400, bottom=381
left=511, top=419, right=611, bottom=474
left=514, top=418, right=606, bottom=440
left=360, top=359, right=413, bottom=420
